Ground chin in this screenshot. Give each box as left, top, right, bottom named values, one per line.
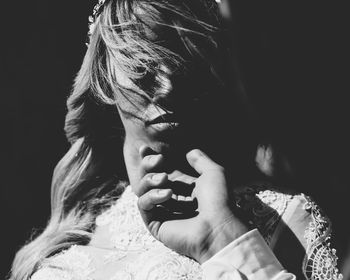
left=148, top=141, right=172, bottom=155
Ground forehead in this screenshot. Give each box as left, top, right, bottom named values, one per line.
left=111, top=4, right=219, bottom=102
left=134, top=5, right=166, bottom=41
left=134, top=6, right=191, bottom=56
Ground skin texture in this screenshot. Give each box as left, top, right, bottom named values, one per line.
left=115, top=59, right=249, bottom=263
left=136, top=148, right=249, bottom=263
left=109, top=8, right=252, bottom=261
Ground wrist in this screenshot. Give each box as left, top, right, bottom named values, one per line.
left=193, top=214, right=249, bottom=264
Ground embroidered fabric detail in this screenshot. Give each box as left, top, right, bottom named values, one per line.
left=31, top=267, right=72, bottom=280
left=256, top=190, right=293, bottom=243
left=103, top=251, right=127, bottom=264
left=97, top=186, right=203, bottom=279
left=235, top=187, right=293, bottom=244
left=137, top=250, right=203, bottom=280
left=96, top=186, right=160, bottom=251
left=32, top=245, right=95, bottom=280
left=302, top=194, right=343, bottom=280
left=35, top=185, right=345, bottom=280
left=109, top=264, right=134, bottom=280
left=107, top=249, right=203, bottom=280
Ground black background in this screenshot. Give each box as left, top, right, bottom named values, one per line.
left=1, top=1, right=349, bottom=279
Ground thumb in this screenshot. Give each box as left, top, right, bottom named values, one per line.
left=186, top=149, right=221, bottom=175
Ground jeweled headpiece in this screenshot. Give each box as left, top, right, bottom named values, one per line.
left=86, top=0, right=222, bottom=46
left=86, top=0, right=108, bottom=46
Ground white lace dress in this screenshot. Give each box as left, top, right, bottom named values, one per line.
left=31, top=186, right=342, bottom=280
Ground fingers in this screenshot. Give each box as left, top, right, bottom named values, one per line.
left=186, top=149, right=222, bottom=174
left=168, top=170, right=196, bottom=186
left=136, top=172, right=168, bottom=197
left=139, top=145, right=165, bottom=173
left=168, top=180, right=195, bottom=197
left=138, top=188, right=173, bottom=211
left=142, top=154, right=165, bottom=172
left=162, top=195, right=198, bottom=213
left=137, top=173, right=196, bottom=211
left=137, top=145, right=201, bottom=214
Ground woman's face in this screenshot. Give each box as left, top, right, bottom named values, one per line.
left=114, top=24, right=229, bottom=187
left=116, top=61, right=213, bottom=187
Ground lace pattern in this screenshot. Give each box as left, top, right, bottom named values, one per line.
left=235, top=187, right=293, bottom=244
left=302, top=194, right=343, bottom=280
left=96, top=186, right=160, bottom=251
left=97, top=186, right=203, bottom=279
left=109, top=264, right=134, bottom=280
left=136, top=250, right=202, bottom=280
left=34, top=245, right=95, bottom=280
left=31, top=267, right=72, bottom=280
left=32, top=186, right=342, bottom=280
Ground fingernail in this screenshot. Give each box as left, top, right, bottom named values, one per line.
left=150, top=155, right=159, bottom=165
left=158, top=189, right=169, bottom=196
left=152, top=173, right=165, bottom=182
left=194, top=149, right=204, bottom=156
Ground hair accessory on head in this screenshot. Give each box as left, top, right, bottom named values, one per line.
left=86, top=0, right=221, bottom=46
left=86, top=0, right=108, bottom=46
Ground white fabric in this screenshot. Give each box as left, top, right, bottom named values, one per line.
left=30, top=186, right=342, bottom=280
left=202, top=229, right=296, bottom=279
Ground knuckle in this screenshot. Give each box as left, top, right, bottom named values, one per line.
left=208, top=163, right=225, bottom=174
left=142, top=154, right=164, bottom=172
left=137, top=193, right=153, bottom=211
left=145, top=173, right=156, bottom=182
left=149, top=189, right=159, bottom=198
left=137, top=174, right=155, bottom=196
left=137, top=196, right=144, bottom=209
left=150, top=154, right=162, bottom=165
left=146, top=154, right=156, bottom=164
left=141, top=155, right=152, bottom=167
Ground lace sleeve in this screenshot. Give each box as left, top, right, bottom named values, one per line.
left=302, top=194, right=343, bottom=280
left=30, top=245, right=95, bottom=280
left=30, top=266, right=72, bottom=280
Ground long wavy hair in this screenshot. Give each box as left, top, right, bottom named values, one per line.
left=10, top=1, right=257, bottom=279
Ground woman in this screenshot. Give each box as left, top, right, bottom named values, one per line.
left=10, top=0, right=342, bottom=279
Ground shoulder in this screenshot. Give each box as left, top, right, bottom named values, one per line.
left=31, top=245, right=95, bottom=280
left=297, top=194, right=342, bottom=280
left=235, top=185, right=342, bottom=279
left=234, top=184, right=330, bottom=239
left=234, top=184, right=338, bottom=251
left=234, top=185, right=295, bottom=244
left=31, top=267, right=72, bottom=280
left=285, top=193, right=342, bottom=279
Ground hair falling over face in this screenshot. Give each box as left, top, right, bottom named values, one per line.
left=9, top=1, right=259, bottom=279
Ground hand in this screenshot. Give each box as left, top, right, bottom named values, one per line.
left=136, top=148, right=249, bottom=263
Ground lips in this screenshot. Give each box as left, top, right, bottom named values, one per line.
left=146, top=113, right=180, bottom=131
left=146, top=113, right=178, bottom=125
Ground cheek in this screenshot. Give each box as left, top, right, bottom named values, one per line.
left=118, top=108, right=144, bottom=137
left=121, top=121, right=154, bottom=185
left=122, top=120, right=149, bottom=146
